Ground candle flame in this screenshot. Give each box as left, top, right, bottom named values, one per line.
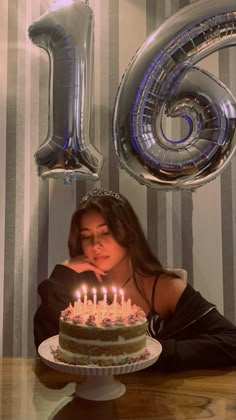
left=119, top=289, right=124, bottom=296
left=92, top=287, right=97, bottom=295
left=76, top=290, right=81, bottom=299
left=82, top=285, right=87, bottom=294
left=102, top=287, right=107, bottom=294
left=112, top=286, right=117, bottom=294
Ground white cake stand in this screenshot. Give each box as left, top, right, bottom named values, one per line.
left=38, top=335, right=162, bottom=401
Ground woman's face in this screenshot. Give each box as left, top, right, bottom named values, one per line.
left=79, top=209, right=129, bottom=273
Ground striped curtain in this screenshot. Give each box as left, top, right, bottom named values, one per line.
left=0, top=0, right=235, bottom=356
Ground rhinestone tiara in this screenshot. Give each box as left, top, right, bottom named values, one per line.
left=80, top=187, right=125, bottom=205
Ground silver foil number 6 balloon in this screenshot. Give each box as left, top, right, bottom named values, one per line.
left=113, top=0, right=236, bottom=190
left=28, top=0, right=103, bottom=184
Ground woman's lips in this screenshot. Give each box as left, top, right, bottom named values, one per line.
left=94, top=255, right=109, bottom=261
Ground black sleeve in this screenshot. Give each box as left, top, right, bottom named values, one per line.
left=156, top=308, right=236, bottom=371
left=34, top=265, right=81, bottom=349
left=34, top=264, right=99, bottom=349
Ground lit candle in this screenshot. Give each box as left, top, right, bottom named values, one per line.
left=75, top=290, right=81, bottom=315
left=120, top=289, right=125, bottom=312
left=92, top=287, right=97, bottom=313
left=82, top=285, right=87, bottom=307
left=102, top=287, right=107, bottom=305
left=101, top=287, right=107, bottom=317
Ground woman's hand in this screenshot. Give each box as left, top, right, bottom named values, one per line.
left=61, top=256, right=106, bottom=283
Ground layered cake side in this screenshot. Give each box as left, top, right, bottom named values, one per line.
left=57, top=298, right=149, bottom=366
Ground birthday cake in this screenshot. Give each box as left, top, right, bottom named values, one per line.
left=56, top=292, right=149, bottom=366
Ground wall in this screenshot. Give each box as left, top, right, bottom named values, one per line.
left=0, top=0, right=236, bottom=356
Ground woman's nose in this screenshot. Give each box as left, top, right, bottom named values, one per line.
left=92, top=235, right=102, bottom=247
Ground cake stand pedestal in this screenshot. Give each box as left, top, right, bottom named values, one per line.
left=75, top=374, right=125, bottom=400
left=38, top=335, right=162, bottom=401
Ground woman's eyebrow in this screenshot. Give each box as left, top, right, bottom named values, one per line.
left=80, top=223, right=107, bottom=232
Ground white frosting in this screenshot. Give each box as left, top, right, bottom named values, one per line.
left=58, top=299, right=148, bottom=366
left=58, top=344, right=146, bottom=363
left=60, top=332, right=146, bottom=346
left=61, top=319, right=146, bottom=328
left=61, top=299, right=146, bottom=327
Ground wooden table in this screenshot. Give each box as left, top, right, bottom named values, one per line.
left=0, top=357, right=236, bottom=419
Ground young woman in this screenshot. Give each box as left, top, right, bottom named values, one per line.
left=34, top=188, right=236, bottom=371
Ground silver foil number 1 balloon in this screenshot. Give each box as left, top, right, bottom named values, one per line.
left=28, top=0, right=103, bottom=184
left=113, top=0, right=236, bottom=190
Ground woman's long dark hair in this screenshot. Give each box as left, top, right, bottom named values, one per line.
left=68, top=189, right=171, bottom=278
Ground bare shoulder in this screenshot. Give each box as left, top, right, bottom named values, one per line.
left=155, top=274, right=187, bottom=317
left=134, top=273, right=187, bottom=317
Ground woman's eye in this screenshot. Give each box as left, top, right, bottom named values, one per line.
left=81, top=236, right=92, bottom=241
left=101, top=231, right=110, bottom=236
